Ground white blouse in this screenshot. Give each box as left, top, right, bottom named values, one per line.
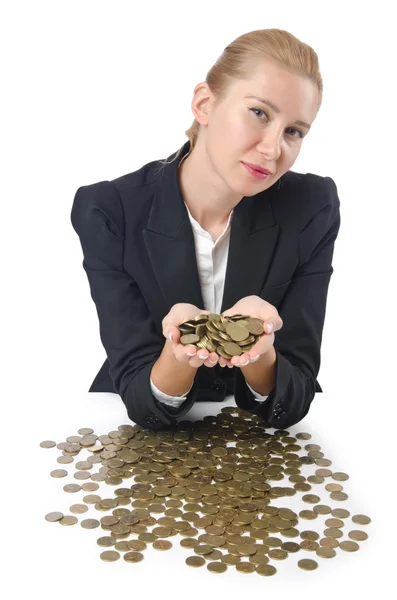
left=150, top=150, right=269, bottom=409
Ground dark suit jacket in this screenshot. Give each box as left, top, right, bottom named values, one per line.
left=71, top=140, right=341, bottom=430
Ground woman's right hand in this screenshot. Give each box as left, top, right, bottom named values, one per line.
left=162, top=303, right=220, bottom=369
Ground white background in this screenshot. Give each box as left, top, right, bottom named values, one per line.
left=2, top=1, right=396, bottom=598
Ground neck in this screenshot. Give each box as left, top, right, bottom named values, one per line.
left=178, top=138, right=242, bottom=230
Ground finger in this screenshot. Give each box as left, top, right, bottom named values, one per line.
left=188, top=350, right=210, bottom=369
left=163, top=324, right=180, bottom=344
left=204, top=352, right=219, bottom=368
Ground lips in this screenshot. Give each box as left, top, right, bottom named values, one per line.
left=243, top=162, right=272, bottom=175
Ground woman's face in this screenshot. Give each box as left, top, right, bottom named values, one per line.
left=202, top=59, right=320, bottom=195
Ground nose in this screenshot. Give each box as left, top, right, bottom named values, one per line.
left=257, top=129, right=283, bottom=160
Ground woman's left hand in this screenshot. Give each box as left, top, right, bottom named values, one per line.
left=218, top=295, right=283, bottom=368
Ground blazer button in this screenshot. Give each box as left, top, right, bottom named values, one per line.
left=210, top=379, right=224, bottom=391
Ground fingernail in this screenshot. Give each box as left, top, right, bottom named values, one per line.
left=209, top=359, right=217, bottom=364
left=266, top=323, right=274, bottom=333
left=169, top=332, right=173, bottom=342
left=198, top=354, right=207, bottom=359
left=241, top=360, right=249, bottom=366
left=251, top=354, right=260, bottom=361
left=220, top=364, right=226, bottom=368
left=187, top=352, right=196, bottom=356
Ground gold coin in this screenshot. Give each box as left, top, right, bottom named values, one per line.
left=81, top=482, right=99, bottom=492
left=50, top=469, right=68, bottom=478
left=100, top=550, right=120, bottom=562
left=128, top=540, right=147, bottom=551
left=319, top=537, right=339, bottom=548
left=332, top=508, right=350, bottom=518
left=59, top=515, right=78, bottom=526
left=299, top=510, right=317, bottom=520
left=236, top=562, right=256, bottom=574
left=325, top=518, right=344, bottom=528
left=221, top=554, right=241, bottom=565
left=281, top=542, right=300, bottom=553
left=348, top=530, right=368, bottom=541
left=138, top=533, right=156, bottom=543
left=63, top=484, right=81, bottom=493
left=194, top=544, right=214, bottom=555
left=114, top=541, right=131, bottom=552
left=325, top=483, right=343, bottom=492
left=313, top=505, right=331, bottom=515
left=57, top=455, right=73, bottom=464
left=298, top=559, right=318, bottom=571
left=268, top=549, right=288, bottom=560
left=74, top=472, right=91, bottom=480
left=97, top=537, right=116, bottom=547
left=70, top=504, right=88, bottom=514
left=78, top=428, right=94, bottom=435
left=324, top=527, right=343, bottom=538
left=315, top=469, right=332, bottom=477
left=339, top=541, right=360, bottom=552
left=180, top=538, right=200, bottom=549
left=300, top=540, right=319, bottom=551
left=330, top=491, right=348, bottom=501
left=295, top=433, right=312, bottom=440
left=186, top=556, right=206, bottom=568
left=153, top=539, right=173, bottom=551
left=45, top=511, right=64, bottom=522
left=255, top=564, right=277, bottom=576
left=83, top=494, right=101, bottom=504
left=300, top=530, right=319, bottom=541
left=352, top=514, right=371, bottom=525
left=123, top=551, right=144, bottom=563
left=316, top=546, right=336, bottom=558
left=207, top=561, right=227, bottom=573
left=40, top=440, right=56, bottom=448
left=331, top=472, right=349, bottom=481
left=81, top=519, right=100, bottom=529
left=302, top=494, right=320, bottom=504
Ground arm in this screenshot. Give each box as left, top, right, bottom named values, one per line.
left=71, top=181, right=199, bottom=429
left=234, top=177, right=341, bottom=427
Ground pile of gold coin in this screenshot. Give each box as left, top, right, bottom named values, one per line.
left=178, top=313, right=265, bottom=358
left=41, top=408, right=371, bottom=574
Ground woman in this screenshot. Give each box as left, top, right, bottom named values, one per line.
left=71, top=28, right=341, bottom=431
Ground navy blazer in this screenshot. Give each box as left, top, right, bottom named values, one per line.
left=71, top=140, right=341, bottom=430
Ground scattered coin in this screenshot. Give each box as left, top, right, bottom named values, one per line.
left=59, top=515, right=78, bottom=526
left=348, top=530, right=368, bottom=541
left=339, top=541, right=360, bottom=552
left=50, top=469, right=68, bottom=478
left=40, top=440, right=56, bottom=448
left=81, top=519, right=100, bottom=529
left=207, top=561, right=227, bottom=573
left=186, top=556, right=206, bottom=568
left=256, top=564, right=277, bottom=576
left=298, top=559, right=318, bottom=571
left=63, top=484, right=81, bottom=493
left=352, top=514, right=371, bottom=525
left=45, top=512, right=64, bottom=522
left=100, top=551, right=120, bottom=562
left=40, top=399, right=371, bottom=575
left=153, top=539, right=173, bottom=551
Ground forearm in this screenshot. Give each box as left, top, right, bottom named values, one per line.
left=150, top=339, right=198, bottom=396
left=240, top=346, right=277, bottom=396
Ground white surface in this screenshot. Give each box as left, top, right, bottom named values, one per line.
left=16, top=389, right=386, bottom=600
left=3, top=0, right=396, bottom=598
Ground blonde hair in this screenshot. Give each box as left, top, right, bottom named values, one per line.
left=158, top=28, right=323, bottom=169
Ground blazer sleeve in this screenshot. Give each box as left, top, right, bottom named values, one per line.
left=70, top=181, right=200, bottom=429
left=233, top=176, right=341, bottom=428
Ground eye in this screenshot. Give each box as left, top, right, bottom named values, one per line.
left=249, top=108, right=304, bottom=139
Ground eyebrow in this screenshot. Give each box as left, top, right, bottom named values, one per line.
left=244, top=95, right=311, bottom=130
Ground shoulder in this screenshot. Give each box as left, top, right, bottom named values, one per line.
left=272, top=170, right=340, bottom=231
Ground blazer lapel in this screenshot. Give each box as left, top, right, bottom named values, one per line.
left=143, top=141, right=280, bottom=314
